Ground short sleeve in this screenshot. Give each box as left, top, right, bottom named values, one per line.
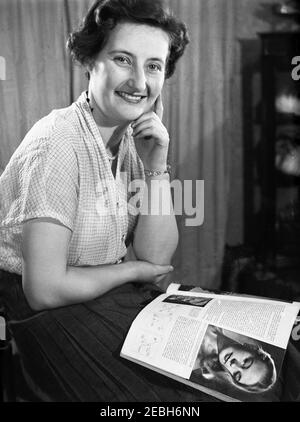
left=0, top=134, right=79, bottom=231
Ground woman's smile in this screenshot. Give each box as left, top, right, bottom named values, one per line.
left=115, top=90, right=148, bottom=104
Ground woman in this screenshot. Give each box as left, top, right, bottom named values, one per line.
left=0, top=0, right=217, bottom=402
left=191, top=325, right=277, bottom=395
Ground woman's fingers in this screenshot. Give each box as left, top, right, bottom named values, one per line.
left=133, top=261, right=174, bottom=283
left=131, top=111, right=157, bottom=128
left=154, top=264, right=174, bottom=275
left=132, top=117, right=168, bottom=145
left=132, top=114, right=168, bottom=143
left=154, top=94, right=163, bottom=120
left=132, top=121, right=154, bottom=138
left=131, top=100, right=169, bottom=164
left=131, top=94, right=164, bottom=129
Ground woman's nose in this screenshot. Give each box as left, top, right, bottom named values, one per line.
left=230, top=358, right=242, bottom=369
left=128, top=67, right=147, bottom=92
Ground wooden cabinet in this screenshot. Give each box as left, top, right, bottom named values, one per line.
left=258, top=32, right=300, bottom=266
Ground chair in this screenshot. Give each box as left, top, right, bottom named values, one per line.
left=0, top=314, right=15, bottom=402
left=0, top=270, right=40, bottom=402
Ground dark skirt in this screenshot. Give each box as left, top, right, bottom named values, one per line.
left=0, top=269, right=219, bottom=402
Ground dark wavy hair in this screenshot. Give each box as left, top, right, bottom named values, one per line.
left=66, top=0, right=189, bottom=79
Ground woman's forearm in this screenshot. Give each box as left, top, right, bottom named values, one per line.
left=133, top=173, right=179, bottom=265
left=24, top=259, right=174, bottom=311
left=24, top=261, right=137, bottom=311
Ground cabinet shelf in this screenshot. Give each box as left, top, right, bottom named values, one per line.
left=275, top=113, right=300, bottom=125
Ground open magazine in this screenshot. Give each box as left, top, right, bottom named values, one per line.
left=121, top=283, right=300, bottom=402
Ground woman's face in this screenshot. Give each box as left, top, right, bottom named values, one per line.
left=88, top=22, right=170, bottom=126
left=218, top=345, right=268, bottom=386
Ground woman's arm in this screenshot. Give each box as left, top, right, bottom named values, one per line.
left=21, top=218, right=174, bottom=310
left=131, top=96, right=178, bottom=265
left=133, top=172, right=178, bottom=265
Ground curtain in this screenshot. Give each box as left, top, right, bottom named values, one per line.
left=164, top=0, right=238, bottom=288
left=0, top=0, right=239, bottom=289
left=0, top=0, right=68, bottom=166
left=0, top=0, right=92, bottom=170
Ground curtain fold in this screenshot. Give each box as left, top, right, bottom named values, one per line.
left=0, top=0, right=71, bottom=166
left=164, top=0, right=238, bottom=287
left=0, top=0, right=239, bottom=289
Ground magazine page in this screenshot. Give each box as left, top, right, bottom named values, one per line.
left=165, top=284, right=299, bottom=348
left=166, top=282, right=294, bottom=303
left=166, top=282, right=244, bottom=296
left=290, top=310, right=300, bottom=353
left=121, top=289, right=300, bottom=402
left=121, top=293, right=204, bottom=378
left=167, top=282, right=218, bottom=295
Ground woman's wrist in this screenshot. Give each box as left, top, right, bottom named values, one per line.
left=144, top=172, right=170, bottom=183
left=120, top=260, right=140, bottom=281
left=143, top=164, right=171, bottom=178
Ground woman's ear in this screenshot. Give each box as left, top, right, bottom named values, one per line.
left=86, top=59, right=96, bottom=75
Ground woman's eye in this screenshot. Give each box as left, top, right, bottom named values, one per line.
left=243, top=357, right=253, bottom=369
left=114, top=56, right=131, bottom=65
left=148, top=63, right=162, bottom=72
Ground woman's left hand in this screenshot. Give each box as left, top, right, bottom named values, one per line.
left=131, top=95, right=169, bottom=171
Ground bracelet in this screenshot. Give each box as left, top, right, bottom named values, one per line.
left=144, top=165, right=171, bottom=177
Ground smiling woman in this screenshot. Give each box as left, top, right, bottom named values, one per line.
left=0, top=0, right=210, bottom=402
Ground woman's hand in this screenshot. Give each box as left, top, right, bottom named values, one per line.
left=129, top=260, right=174, bottom=284
left=131, top=95, right=169, bottom=171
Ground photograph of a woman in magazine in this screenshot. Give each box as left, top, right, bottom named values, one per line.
left=190, top=324, right=285, bottom=401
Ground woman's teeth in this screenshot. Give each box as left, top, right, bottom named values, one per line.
left=116, top=91, right=145, bottom=103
